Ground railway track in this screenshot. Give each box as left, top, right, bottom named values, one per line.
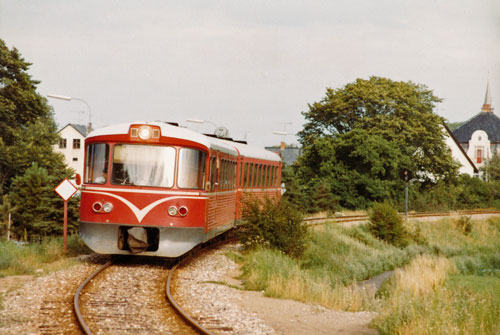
left=304, top=210, right=500, bottom=225
left=74, top=256, right=214, bottom=335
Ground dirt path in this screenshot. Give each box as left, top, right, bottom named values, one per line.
left=232, top=290, right=377, bottom=335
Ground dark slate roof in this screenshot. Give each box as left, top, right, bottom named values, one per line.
left=452, top=112, right=500, bottom=143
left=58, top=123, right=88, bottom=137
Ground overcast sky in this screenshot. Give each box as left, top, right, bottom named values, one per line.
left=1, top=0, right=499, bottom=147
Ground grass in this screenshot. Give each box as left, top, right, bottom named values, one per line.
left=0, top=234, right=91, bottom=277
left=371, top=257, right=500, bottom=335
left=235, top=216, right=500, bottom=334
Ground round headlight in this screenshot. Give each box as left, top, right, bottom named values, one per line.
left=138, top=126, right=152, bottom=140
left=168, top=206, right=178, bottom=216
left=103, top=202, right=114, bottom=213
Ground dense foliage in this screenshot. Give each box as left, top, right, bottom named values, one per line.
left=238, top=197, right=308, bottom=258
left=290, top=76, right=460, bottom=210
left=369, top=202, right=409, bottom=247
left=0, top=39, right=77, bottom=240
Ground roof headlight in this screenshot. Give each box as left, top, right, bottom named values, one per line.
left=138, top=126, right=152, bottom=140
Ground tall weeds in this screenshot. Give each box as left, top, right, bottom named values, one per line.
left=371, top=256, right=499, bottom=335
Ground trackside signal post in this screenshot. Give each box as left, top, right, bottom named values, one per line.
left=54, top=179, right=78, bottom=252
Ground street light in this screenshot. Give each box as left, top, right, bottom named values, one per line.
left=47, top=94, right=92, bottom=132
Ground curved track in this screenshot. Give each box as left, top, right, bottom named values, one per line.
left=74, top=257, right=214, bottom=335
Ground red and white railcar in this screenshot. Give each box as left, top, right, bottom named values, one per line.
left=79, top=121, right=281, bottom=257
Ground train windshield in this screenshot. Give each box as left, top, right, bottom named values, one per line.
left=111, top=144, right=175, bottom=187
left=85, top=143, right=109, bottom=184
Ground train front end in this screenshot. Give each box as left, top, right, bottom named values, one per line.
left=79, top=122, right=211, bottom=257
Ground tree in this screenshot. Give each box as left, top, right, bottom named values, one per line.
left=294, top=77, right=459, bottom=209
left=0, top=39, right=67, bottom=193
left=0, top=39, right=77, bottom=239
left=0, top=194, right=18, bottom=239
left=9, top=163, right=79, bottom=240
left=483, top=154, right=500, bottom=182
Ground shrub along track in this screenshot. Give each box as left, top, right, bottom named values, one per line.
left=74, top=254, right=216, bottom=335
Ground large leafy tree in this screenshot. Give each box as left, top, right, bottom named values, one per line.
left=0, top=39, right=68, bottom=193
left=0, top=39, right=76, bottom=239
left=294, top=76, right=459, bottom=209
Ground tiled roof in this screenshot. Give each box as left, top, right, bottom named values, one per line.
left=452, top=112, right=500, bottom=143
left=58, top=123, right=88, bottom=137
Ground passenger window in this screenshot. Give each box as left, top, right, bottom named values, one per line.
left=209, top=156, right=217, bottom=191
left=85, top=143, right=109, bottom=184
left=178, top=148, right=207, bottom=189
left=248, top=163, right=254, bottom=188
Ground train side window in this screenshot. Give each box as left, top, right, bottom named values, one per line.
left=223, top=159, right=228, bottom=190
left=255, top=164, right=260, bottom=187
left=262, top=164, right=266, bottom=187
left=269, top=166, right=275, bottom=187
left=275, top=166, right=279, bottom=187
left=85, top=143, right=109, bottom=184
left=178, top=148, right=207, bottom=189
left=220, top=159, right=225, bottom=190
left=232, top=161, right=237, bottom=189
left=242, top=162, right=248, bottom=188
left=251, top=164, right=256, bottom=187
left=248, top=163, right=253, bottom=188
left=262, top=164, right=269, bottom=187
left=209, top=156, right=217, bottom=191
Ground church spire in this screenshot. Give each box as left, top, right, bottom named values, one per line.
left=482, top=80, right=493, bottom=113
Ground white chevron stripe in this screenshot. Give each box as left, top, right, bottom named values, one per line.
left=84, top=190, right=206, bottom=223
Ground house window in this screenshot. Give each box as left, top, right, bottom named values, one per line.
left=476, top=149, right=482, bottom=164
left=59, top=138, right=67, bottom=149
left=72, top=158, right=78, bottom=161
left=73, top=139, right=81, bottom=149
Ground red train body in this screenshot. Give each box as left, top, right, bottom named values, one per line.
left=79, top=121, right=281, bottom=257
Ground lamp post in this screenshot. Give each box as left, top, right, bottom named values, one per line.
left=47, top=94, right=92, bottom=132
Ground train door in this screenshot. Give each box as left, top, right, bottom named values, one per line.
left=207, top=154, right=219, bottom=230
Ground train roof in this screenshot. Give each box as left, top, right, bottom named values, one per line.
left=87, top=121, right=281, bottom=162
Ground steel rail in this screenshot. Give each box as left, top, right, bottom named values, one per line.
left=166, top=257, right=215, bottom=335
left=74, top=260, right=113, bottom=335
left=304, top=210, right=500, bottom=224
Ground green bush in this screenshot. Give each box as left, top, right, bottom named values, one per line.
left=368, top=202, right=409, bottom=247
left=456, top=216, right=473, bottom=235
left=238, top=197, right=308, bottom=258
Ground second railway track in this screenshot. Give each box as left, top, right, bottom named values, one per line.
left=304, top=210, right=500, bottom=225
left=74, top=257, right=208, bottom=335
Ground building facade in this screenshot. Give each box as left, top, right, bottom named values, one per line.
left=53, top=124, right=87, bottom=177
left=452, top=81, right=498, bottom=170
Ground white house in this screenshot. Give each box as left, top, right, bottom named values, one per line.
left=443, top=124, right=478, bottom=176
left=452, top=81, right=498, bottom=171
left=54, top=124, right=87, bottom=177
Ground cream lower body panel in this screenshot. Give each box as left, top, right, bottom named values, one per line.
left=79, top=221, right=232, bottom=258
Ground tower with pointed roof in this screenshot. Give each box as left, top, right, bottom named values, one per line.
left=481, top=80, right=493, bottom=113
left=452, top=81, right=498, bottom=169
